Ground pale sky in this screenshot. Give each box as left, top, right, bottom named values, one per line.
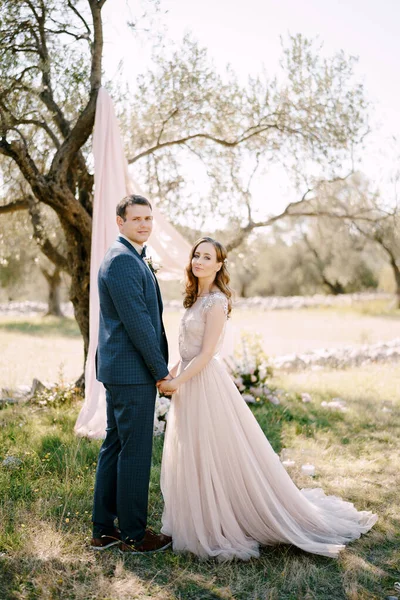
left=101, top=0, right=400, bottom=220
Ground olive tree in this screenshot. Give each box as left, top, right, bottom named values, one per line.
left=126, top=34, right=372, bottom=248
left=0, top=0, right=105, bottom=361
left=0, top=2, right=373, bottom=370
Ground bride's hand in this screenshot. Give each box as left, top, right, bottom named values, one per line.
left=158, top=379, right=178, bottom=395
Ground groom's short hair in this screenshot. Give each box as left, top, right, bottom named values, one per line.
left=116, top=194, right=152, bottom=220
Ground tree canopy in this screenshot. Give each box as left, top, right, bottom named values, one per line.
left=0, top=0, right=381, bottom=365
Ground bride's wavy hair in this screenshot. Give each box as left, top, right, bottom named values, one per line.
left=183, top=237, right=233, bottom=316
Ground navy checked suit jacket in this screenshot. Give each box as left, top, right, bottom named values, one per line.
left=96, top=236, right=169, bottom=385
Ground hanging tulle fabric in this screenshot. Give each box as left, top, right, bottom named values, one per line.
left=74, top=88, right=190, bottom=439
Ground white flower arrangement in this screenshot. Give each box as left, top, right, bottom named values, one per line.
left=227, top=333, right=276, bottom=405
left=154, top=393, right=171, bottom=436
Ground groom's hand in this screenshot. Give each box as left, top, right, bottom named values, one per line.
left=156, top=374, right=177, bottom=396
left=156, top=372, right=173, bottom=387
left=158, top=380, right=177, bottom=396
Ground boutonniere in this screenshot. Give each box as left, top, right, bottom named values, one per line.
left=144, top=256, right=161, bottom=274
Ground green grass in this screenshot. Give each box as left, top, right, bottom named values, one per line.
left=0, top=316, right=81, bottom=338
left=0, top=363, right=399, bottom=600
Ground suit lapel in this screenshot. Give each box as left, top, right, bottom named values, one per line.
left=117, top=235, right=141, bottom=258
left=152, top=273, right=163, bottom=314
left=117, top=236, right=163, bottom=314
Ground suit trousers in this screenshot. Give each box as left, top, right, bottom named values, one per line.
left=92, top=383, right=156, bottom=542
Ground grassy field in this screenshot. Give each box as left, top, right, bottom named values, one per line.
left=0, top=363, right=399, bottom=599
left=0, top=308, right=399, bottom=599
left=1, top=300, right=400, bottom=388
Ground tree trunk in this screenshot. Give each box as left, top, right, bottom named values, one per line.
left=392, top=265, right=400, bottom=309
left=384, top=249, right=400, bottom=309
left=322, top=277, right=345, bottom=295
left=41, top=266, right=63, bottom=317
left=238, top=281, right=248, bottom=297
left=396, top=291, right=400, bottom=310
left=62, top=222, right=91, bottom=363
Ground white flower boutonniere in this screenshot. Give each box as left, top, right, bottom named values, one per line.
left=144, top=256, right=161, bottom=275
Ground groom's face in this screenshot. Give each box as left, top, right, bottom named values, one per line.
left=117, top=203, right=153, bottom=246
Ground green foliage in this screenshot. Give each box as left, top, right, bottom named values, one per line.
left=0, top=212, right=38, bottom=297
left=0, top=202, right=69, bottom=302
left=228, top=210, right=383, bottom=297
left=0, top=0, right=92, bottom=166
left=0, top=3, right=378, bottom=325
left=126, top=34, right=369, bottom=227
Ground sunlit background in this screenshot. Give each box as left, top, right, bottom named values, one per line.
left=102, top=0, right=400, bottom=220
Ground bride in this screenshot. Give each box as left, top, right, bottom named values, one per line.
left=157, top=236, right=377, bottom=561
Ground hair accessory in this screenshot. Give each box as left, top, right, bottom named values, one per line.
left=223, top=258, right=228, bottom=264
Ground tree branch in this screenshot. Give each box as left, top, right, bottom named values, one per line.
left=0, top=137, right=42, bottom=189
left=25, top=0, right=41, bottom=22
left=27, top=195, right=69, bottom=271
left=128, top=122, right=284, bottom=164
left=0, top=199, right=30, bottom=214
left=44, top=28, right=91, bottom=43
left=156, top=108, right=179, bottom=145
left=24, top=118, right=60, bottom=149
left=49, top=0, right=104, bottom=181
left=302, top=232, right=344, bottom=294
left=0, top=194, right=68, bottom=271
left=225, top=182, right=389, bottom=253
left=67, top=0, right=91, bottom=35
left=8, top=115, right=60, bottom=149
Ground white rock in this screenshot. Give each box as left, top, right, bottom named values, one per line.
left=2, top=456, right=22, bottom=469
left=301, top=463, right=315, bottom=476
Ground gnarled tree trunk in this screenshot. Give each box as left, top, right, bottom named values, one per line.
left=41, top=266, right=63, bottom=317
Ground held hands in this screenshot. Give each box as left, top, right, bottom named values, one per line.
left=156, top=373, right=178, bottom=396
left=158, top=379, right=178, bottom=395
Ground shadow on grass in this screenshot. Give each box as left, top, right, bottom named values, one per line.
left=0, top=317, right=81, bottom=338
left=106, top=533, right=398, bottom=600
left=1, top=539, right=396, bottom=600
left=0, top=546, right=347, bottom=600
left=0, top=557, right=17, bottom=600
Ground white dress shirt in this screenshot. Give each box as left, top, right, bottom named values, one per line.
left=119, top=233, right=143, bottom=256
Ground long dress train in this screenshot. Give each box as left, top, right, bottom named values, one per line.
left=161, top=292, right=377, bottom=560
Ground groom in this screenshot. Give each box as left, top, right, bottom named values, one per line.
left=90, top=194, right=174, bottom=554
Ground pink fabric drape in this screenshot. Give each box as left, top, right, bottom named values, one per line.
left=74, top=88, right=190, bottom=438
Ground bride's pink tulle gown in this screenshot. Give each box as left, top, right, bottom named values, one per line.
left=161, top=292, right=377, bottom=560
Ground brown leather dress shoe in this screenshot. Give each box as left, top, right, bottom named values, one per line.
left=119, top=529, right=172, bottom=554
left=90, top=528, right=121, bottom=550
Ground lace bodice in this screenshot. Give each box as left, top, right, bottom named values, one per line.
left=179, top=292, right=228, bottom=362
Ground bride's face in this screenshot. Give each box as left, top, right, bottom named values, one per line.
left=191, top=242, right=222, bottom=280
